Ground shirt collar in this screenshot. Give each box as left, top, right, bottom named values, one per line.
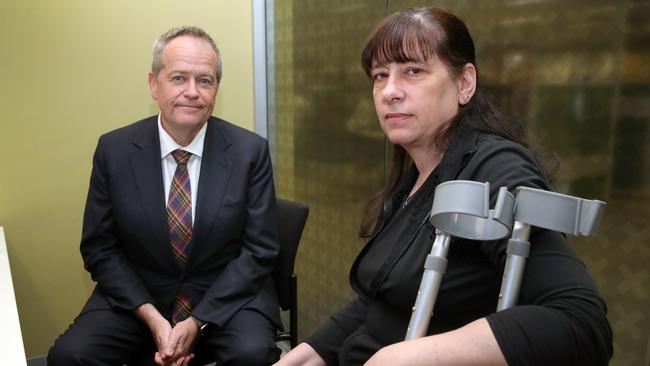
left=157, top=114, right=207, bottom=159
left=433, top=121, right=478, bottom=183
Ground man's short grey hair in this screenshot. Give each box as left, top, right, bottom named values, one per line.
left=152, top=26, right=222, bottom=83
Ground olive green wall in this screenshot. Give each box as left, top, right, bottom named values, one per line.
left=0, top=0, right=255, bottom=357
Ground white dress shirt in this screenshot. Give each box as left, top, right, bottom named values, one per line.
left=158, top=115, right=207, bottom=224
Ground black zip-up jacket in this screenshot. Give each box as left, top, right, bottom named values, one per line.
left=306, top=125, right=613, bottom=366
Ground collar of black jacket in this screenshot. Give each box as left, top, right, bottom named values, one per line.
left=382, top=123, right=480, bottom=222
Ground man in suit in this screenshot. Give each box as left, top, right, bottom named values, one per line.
left=48, top=26, right=281, bottom=366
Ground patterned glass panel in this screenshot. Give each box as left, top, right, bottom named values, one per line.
left=272, top=0, right=387, bottom=341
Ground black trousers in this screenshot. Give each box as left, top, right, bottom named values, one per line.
left=47, top=307, right=280, bottom=366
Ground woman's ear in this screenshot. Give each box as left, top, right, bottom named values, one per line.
left=457, top=63, right=477, bottom=106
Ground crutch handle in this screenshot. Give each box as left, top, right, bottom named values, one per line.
left=497, top=187, right=606, bottom=311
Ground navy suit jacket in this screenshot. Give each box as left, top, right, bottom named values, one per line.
left=79, top=115, right=280, bottom=328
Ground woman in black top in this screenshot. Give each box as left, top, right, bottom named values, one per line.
left=275, top=5, right=613, bottom=366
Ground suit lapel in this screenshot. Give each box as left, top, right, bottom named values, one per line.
left=189, top=118, right=234, bottom=260
left=129, top=118, right=177, bottom=267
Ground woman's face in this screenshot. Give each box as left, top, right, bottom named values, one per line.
left=371, top=57, right=461, bottom=150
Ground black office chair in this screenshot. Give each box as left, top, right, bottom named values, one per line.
left=273, top=198, right=309, bottom=349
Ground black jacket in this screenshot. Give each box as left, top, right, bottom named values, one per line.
left=307, top=126, right=613, bottom=366
left=80, top=116, right=281, bottom=328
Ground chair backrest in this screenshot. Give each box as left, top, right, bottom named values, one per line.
left=273, top=199, right=309, bottom=311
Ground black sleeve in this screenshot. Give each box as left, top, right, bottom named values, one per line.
left=464, top=138, right=613, bottom=365
left=305, top=297, right=368, bottom=366
left=193, top=140, right=280, bottom=327
left=486, top=230, right=613, bottom=366
left=81, top=136, right=155, bottom=310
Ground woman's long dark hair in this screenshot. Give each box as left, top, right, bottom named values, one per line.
left=359, top=6, right=529, bottom=237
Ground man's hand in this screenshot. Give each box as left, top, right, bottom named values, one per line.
left=150, top=319, right=173, bottom=361
left=134, top=304, right=175, bottom=365
left=154, top=349, right=194, bottom=366
left=155, top=317, right=200, bottom=365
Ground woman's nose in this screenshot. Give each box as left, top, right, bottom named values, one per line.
left=381, top=75, right=405, bottom=103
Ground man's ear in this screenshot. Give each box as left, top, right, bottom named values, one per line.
left=148, top=72, right=158, bottom=100
left=457, top=63, right=477, bottom=106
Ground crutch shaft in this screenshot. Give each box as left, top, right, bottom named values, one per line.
left=497, top=221, right=531, bottom=311
left=405, top=232, right=451, bottom=340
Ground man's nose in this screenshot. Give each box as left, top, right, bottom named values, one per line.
left=184, top=79, right=200, bottom=98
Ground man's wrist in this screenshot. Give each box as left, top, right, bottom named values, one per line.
left=190, top=315, right=208, bottom=335
left=134, top=303, right=165, bottom=327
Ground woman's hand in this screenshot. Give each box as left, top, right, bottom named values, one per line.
left=273, top=342, right=327, bottom=366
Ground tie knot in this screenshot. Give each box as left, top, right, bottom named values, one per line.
left=171, top=149, right=192, bottom=165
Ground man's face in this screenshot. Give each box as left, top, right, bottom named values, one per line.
left=148, top=35, right=219, bottom=138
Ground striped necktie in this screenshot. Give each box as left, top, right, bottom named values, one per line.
left=167, top=149, right=193, bottom=323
